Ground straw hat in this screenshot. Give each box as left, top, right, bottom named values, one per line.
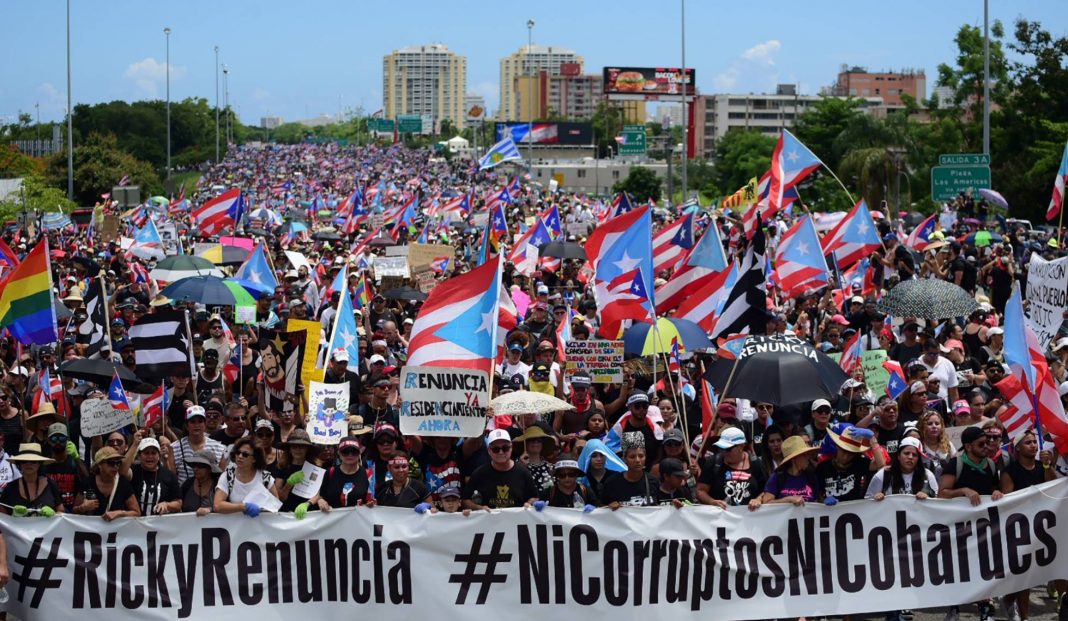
left=9, top=443, right=54, bottom=464
left=827, top=423, right=874, bottom=454
left=149, top=293, right=172, bottom=307
left=185, top=449, right=222, bottom=474
left=779, top=436, right=819, bottom=468
left=26, top=403, right=59, bottom=427
left=514, top=425, right=556, bottom=448
left=346, top=415, right=372, bottom=436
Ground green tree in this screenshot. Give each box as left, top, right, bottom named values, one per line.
left=710, top=130, right=775, bottom=195
left=0, top=144, right=44, bottom=178
left=0, top=174, right=77, bottom=221
left=791, top=97, right=864, bottom=171
left=44, top=133, right=161, bottom=206
left=935, top=21, right=1010, bottom=150
left=613, top=166, right=662, bottom=203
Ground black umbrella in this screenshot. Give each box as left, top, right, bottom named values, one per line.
left=246, top=227, right=271, bottom=237
left=313, top=230, right=343, bottom=242
left=59, top=359, right=157, bottom=393
left=876, top=279, right=979, bottom=319
left=704, top=334, right=850, bottom=405
left=382, top=286, right=428, bottom=301
left=539, top=240, right=587, bottom=260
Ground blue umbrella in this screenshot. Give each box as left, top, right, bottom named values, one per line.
left=978, top=188, right=1008, bottom=210
left=623, top=317, right=712, bottom=356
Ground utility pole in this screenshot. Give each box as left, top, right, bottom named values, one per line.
left=527, top=19, right=535, bottom=168
left=680, top=0, right=688, bottom=205
left=982, top=0, right=990, bottom=157
left=66, top=0, right=73, bottom=201
left=164, top=27, right=172, bottom=182
left=215, top=46, right=220, bottom=162
left=223, top=65, right=230, bottom=144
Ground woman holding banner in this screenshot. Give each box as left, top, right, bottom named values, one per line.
left=213, top=437, right=277, bottom=517
left=749, top=436, right=821, bottom=510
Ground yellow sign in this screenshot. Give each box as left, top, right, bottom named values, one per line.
left=287, top=319, right=325, bottom=386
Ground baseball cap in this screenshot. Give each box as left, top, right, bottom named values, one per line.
left=47, top=422, right=68, bottom=439
left=713, top=426, right=748, bottom=449
left=508, top=342, right=524, bottom=353
left=717, top=402, right=737, bottom=419
left=626, top=392, right=649, bottom=406
left=487, top=429, right=512, bottom=445
left=811, top=398, right=832, bottom=412
left=186, top=405, right=206, bottom=420
left=658, top=458, right=689, bottom=478
left=850, top=295, right=865, bottom=304
left=255, top=419, right=275, bottom=432
left=202, top=349, right=219, bottom=361
left=537, top=284, right=549, bottom=295
left=831, top=314, right=849, bottom=326
left=438, top=485, right=462, bottom=498
left=369, top=354, right=386, bottom=365
left=960, top=426, right=985, bottom=445
left=331, top=347, right=349, bottom=363
left=570, top=371, right=592, bottom=387
left=1053, top=337, right=1068, bottom=352
left=910, top=381, right=927, bottom=394
left=138, top=437, right=161, bottom=452
left=987, top=327, right=1004, bottom=336
left=662, top=428, right=685, bottom=444
left=953, top=399, right=971, bottom=415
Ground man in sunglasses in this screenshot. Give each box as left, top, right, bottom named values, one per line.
left=463, top=429, right=538, bottom=511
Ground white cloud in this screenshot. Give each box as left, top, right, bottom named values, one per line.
left=123, top=57, right=187, bottom=98
left=715, top=39, right=782, bottom=92
left=470, top=81, right=499, bottom=114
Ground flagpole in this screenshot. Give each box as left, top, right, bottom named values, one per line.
left=696, top=353, right=742, bottom=463
left=100, top=277, right=115, bottom=353
left=820, top=163, right=856, bottom=205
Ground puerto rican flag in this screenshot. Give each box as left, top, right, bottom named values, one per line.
left=740, top=171, right=800, bottom=236
left=1047, top=138, right=1068, bottom=222
left=773, top=215, right=829, bottom=299
left=656, top=219, right=729, bottom=314
left=434, top=193, right=470, bottom=219
left=192, top=188, right=243, bottom=237
left=0, top=238, right=20, bottom=270
left=883, top=360, right=908, bottom=399
left=905, top=213, right=938, bottom=251
left=673, top=263, right=738, bottom=332
left=585, top=206, right=655, bottom=338
left=820, top=199, right=882, bottom=269
left=407, top=256, right=503, bottom=377
left=767, top=129, right=822, bottom=213
left=506, top=219, right=552, bottom=276
left=142, top=384, right=167, bottom=429
left=839, top=331, right=863, bottom=374
left=108, top=371, right=131, bottom=411
left=607, top=193, right=634, bottom=220
left=651, top=213, right=696, bottom=276
left=495, top=279, right=518, bottom=365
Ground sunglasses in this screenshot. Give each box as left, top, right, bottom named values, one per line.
left=663, top=440, right=683, bottom=447
left=236, top=451, right=254, bottom=459
left=228, top=417, right=245, bottom=423
left=49, top=435, right=68, bottom=444
left=376, top=437, right=396, bottom=445
left=103, top=459, right=122, bottom=468
left=107, top=439, right=125, bottom=446
left=815, top=408, right=832, bottom=414
left=489, top=444, right=511, bottom=454
left=556, top=472, right=578, bottom=478
left=339, top=448, right=360, bottom=456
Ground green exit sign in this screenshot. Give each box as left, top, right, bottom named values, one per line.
left=931, top=165, right=992, bottom=201
left=938, top=153, right=991, bottom=166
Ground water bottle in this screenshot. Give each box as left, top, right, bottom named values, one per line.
left=472, top=490, right=483, bottom=507
left=0, top=586, right=9, bottom=603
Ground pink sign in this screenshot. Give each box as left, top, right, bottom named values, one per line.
left=219, top=236, right=254, bottom=250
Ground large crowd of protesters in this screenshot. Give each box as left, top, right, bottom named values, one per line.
left=0, top=142, right=1063, bottom=621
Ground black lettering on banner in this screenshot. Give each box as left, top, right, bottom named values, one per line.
left=1034, top=510, right=1057, bottom=566
left=760, top=536, right=785, bottom=597
left=818, top=516, right=834, bottom=594
left=73, top=531, right=101, bottom=609
left=953, top=520, right=974, bottom=582
left=146, top=531, right=171, bottom=608
left=324, top=539, right=347, bottom=602
left=295, top=540, right=323, bottom=602
left=351, top=539, right=371, bottom=603
left=976, top=507, right=1006, bottom=580
left=926, top=523, right=954, bottom=585
left=636, top=539, right=653, bottom=605
left=552, top=525, right=566, bottom=605
left=734, top=537, right=759, bottom=599
left=868, top=527, right=895, bottom=590
left=690, top=539, right=715, bottom=612
left=896, top=511, right=925, bottom=588
left=787, top=518, right=817, bottom=596
left=120, top=543, right=145, bottom=609
left=570, top=525, right=600, bottom=605
left=1004, top=513, right=1032, bottom=575
left=385, top=541, right=411, bottom=604
left=716, top=527, right=732, bottom=601
left=835, top=513, right=866, bottom=592
left=518, top=525, right=548, bottom=604
left=237, top=541, right=264, bottom=605
left=265, top=542, right=293, bottom=603
left=665, top=540, right=690, bottom=604
left=603, top=540, right=628, bottom=606
left=373, top=524, right=385, bottom=603
left=202, top=528, right=234, bottom=607
left=105, top=532, right=117, bottom=608
left=172, top=540, right=198, bottom=619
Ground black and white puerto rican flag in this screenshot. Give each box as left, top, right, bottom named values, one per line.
left=711, top=221, right=768, bottom=341
left=76, top=278, right=109, bottom=359
left=128, top=310, right=190, bottom=381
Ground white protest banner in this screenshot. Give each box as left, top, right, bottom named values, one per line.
left=566, top=221, right=590, bottom=237
left=564, top=339, right=625, bottom=383
left=374, top=256, right=410, bottom=279
left=1024, top=252, right=1068, bottom=349
left=306, top=381, right=349, bottom=445
left=79, top=397, right=135, bottom=437
left=399, top=365, right=489, bottom=437
left=2, top=480, right=1068, bottom=620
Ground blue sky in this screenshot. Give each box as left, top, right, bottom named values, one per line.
left=2, top=0, right=1065, bottom=126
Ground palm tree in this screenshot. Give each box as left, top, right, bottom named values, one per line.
left=833, top=112, right=919, bottom=212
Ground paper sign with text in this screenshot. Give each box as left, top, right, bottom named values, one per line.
left=399, top=366, right=489, bottom=437
left=80, top=398, right=135, bottom=437
left=564, top=340, right=625, bottom=383
left=306, top=381, right=349, bottom=445
left=1025, top=252, right=1068, bottom=350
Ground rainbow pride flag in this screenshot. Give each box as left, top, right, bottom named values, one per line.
left=0, top=240, right=57, bottom=344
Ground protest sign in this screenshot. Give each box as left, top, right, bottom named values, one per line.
left=79, top=397, right=135, bottom=437
left=242, top=485, right=282, bottom=513
left=288, top=318, right=325, bottom=385
left=291, top=462, right=326, bottom=499
left=284, top=250, right=311, bottom=271
left=414, top=269, right=437, bottom=293
left=399, top=366, right=489, bottom=437
left=828, top=350, right=889, bottom=396
left=99, top=215, right=120, bottom=243
left=564, top=340, right=625, bottom=383
left=566, top=222, right=590, bottom=237
left=3, top=479, right=1067, bottom=621
left=306, top=381, right=349, bottom=445
left=369, top=213, right=386, bottom=230
left=407, top=243, right=454, bottom=271
left=374, top=256, right=410, bottom=279
left=1024, top=252, right=1068, bottom=349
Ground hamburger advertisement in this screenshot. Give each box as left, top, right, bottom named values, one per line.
left=602, top=67, right=695, bottom=98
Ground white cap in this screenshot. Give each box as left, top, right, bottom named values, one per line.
left=1053, top=337, right=1068, bottom=352
left=987, top=327, right=1004, bottom=336
left=537, top=284, right=549, bottom=295
left=487, top=429, right=512, bottom=445
left=713, top=427, right=748, bottom=450
left=811, top=398, right=832, bottom=412
left=369, top=354, right=386, bottom=365
left=850, top=295, right=865, bottom=304
left=138, top=437, right=161, bottom=452
left=331, top=347, right=349, bottom=362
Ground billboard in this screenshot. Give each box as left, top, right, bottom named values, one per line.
left=494, top=122, right=593, bottom=145
left=602, top=67, right=695, bottom=100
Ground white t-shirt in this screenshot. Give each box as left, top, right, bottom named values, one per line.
left=922, top=355, right=959, bottom=404
left=216, top=466, right=275, bottom=503
left=499, top=360, right=531, bottom=383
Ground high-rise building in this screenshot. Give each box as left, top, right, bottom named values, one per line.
left=500, top=45, right=582, bottom=122
left=515, top=65, right=603, bottom=121
left=827, top=66, right=926, bottom=108
left=382, top=43, right=467, bottom=127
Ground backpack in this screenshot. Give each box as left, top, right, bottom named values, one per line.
left=954, top=456, right=998, bottom=481
left=223, top=463, right=273, bottom=499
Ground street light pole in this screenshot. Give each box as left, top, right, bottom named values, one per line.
left=214, top=46, right=220, bottom=162
left=164, top=27, right=171, bottom=183
left=223, top=65, right=230, bottom=144
left=680, top=0, right=688, bottom=206
left=982, top=0, right=990, bottom=157
left=527, top=19, right=534, bottom=169
left=65, top=0, right=73, bottom=201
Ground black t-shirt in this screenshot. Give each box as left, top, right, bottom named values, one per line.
left=43, top=458, right=82, bottom=511
left=319, top=465, right=371, bottom=508
left=209, top=429, right=247, bottom=447
left=889, top=341, right=923, bottom=366
left=655, top=483, right=695, bottom=506
left=129, top=465, right=180, bottom=515
left=374, top=478, right=429, bottom=508
left=875, top=423, right=905, bottom=456
left=539, top=484, right=593, bottom=508
left=76, top=475, right=137, bottom=515
left=599, top=472, right=659, bottom=507
left=276, top=463, right=313, bottom=512
left=815, top=456, right=872, bottom=502
left=463, top=463, right=538, bottom=509
left=945, top=457, right=998, bottom=495
left=894, top=245, right=916, bottom=280
left=1003, top=460, right=1045, bottom=492
left=0, top=476, right=62, bottom=512
left=699, top=456, right=768, bottom=507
